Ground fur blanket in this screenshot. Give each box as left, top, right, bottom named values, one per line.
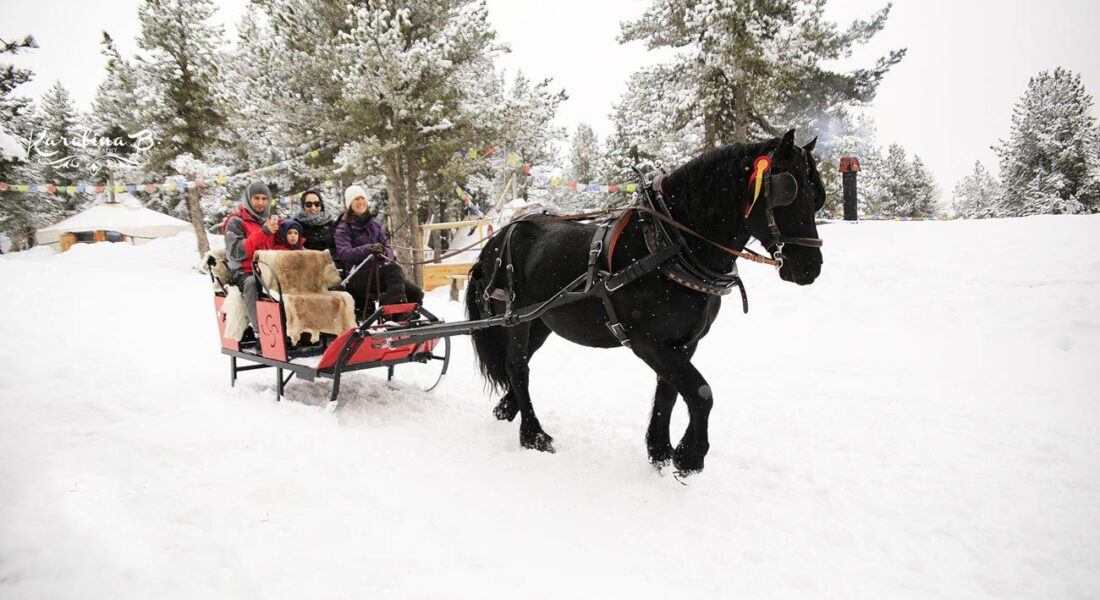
left=253, top=250, right=355, bottom=345
left=282, top=291, right=357, bottom=345
left=254, top=249, right=342, bottom=298
left=200, top=248, right=231, bottom=292
left=221, top=287, right=249, bottom=341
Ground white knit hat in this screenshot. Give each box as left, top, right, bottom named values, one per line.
left=344, top=185, right=368, bottom=210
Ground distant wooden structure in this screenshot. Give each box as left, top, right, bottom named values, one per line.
left=420, top=219, right=493, bottom=291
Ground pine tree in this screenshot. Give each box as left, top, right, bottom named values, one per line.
left=995, top=68, right=1100, bottom=216
left=867, top=143, right=937, bottom=217
left=135, top=0, right=230, bottom=254
left=568, top=124, right=601, bottom=183
left=476, top=71, right=567, bottom=210
left=952, top=161, right=1000, bottom=219
left=90, top=32, right=145, bottom=137
left=31, top=84, right=85, bottom=187
left=604, top=63, right=705, bottom=182
left=86, top=32, right=153, bottom=198
left=234, top=0, right=484, bottom=280
left=619, top=0, right=905, bottom=149
left=0, top=35, right=42, bottom=249
left=909, top=156, right=940, bottom=217
left=19, top=82, right=90, bottom=220
left=817, top=110, right=880, bottom=214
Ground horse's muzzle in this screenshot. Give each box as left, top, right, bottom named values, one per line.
left=779, top=253, right=822, bottom=285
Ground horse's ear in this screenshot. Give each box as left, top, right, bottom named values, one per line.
left=803, top=137, right=817, bottom=153
left=777, top=129, right=796, bottom=157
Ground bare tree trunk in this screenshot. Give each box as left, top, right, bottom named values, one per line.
left=733, top=80, right=750, bottom=144
left=404, top=153, right=424, bottom=286
left=186, top=184, right=210, bottom=256
left=381, top=150, right=423, bottom=286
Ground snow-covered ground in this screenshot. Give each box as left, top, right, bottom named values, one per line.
left=1, top=216, right=1098, bottom=599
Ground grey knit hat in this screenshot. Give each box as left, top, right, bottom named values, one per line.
left=246, top=181, right=272, bottom=200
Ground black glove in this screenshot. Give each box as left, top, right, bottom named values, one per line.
left=367, top=243, right=385, bottom=255
left=230, top=269, right=248, bottom=287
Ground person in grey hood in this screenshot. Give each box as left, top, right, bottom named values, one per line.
left=222, top=181, right=279, bottom=332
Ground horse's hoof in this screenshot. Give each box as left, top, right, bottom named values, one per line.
left=493, top=405, right=517, bottom=422
left=521, top=431, right=555, bottom=453
left=672, top=447, right=705, bottom=475
left=492, top=398, right=518, bottom=422
left=648, top=445, right=673, bottom=470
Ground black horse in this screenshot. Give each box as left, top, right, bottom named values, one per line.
left=465, top=129, right=825, bottom=474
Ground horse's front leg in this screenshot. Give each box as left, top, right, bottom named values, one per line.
left=634, top=343, right=712, bottom=474
left=503, top=324, right=555, bottom=453
left=646, top=377, right=677, bottom=468
left=645, top=342, right=698, bottom=468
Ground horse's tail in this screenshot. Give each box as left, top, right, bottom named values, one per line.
left=465, top=239, right=510, bottom=394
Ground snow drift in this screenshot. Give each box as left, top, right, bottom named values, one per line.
left=0, top=215, right=1097, bottom=599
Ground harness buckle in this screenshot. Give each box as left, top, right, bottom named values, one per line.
left=607, top=322, right=631, bottom=347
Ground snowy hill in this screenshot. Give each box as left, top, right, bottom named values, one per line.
left=1, top=216, right=1098, bottom=599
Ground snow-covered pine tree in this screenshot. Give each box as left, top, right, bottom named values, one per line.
left=995, top=68, right=1100, bottom=216
left=869, top=143, right=910, bottom=217
left=85, top=32, right=154, bottom=202
left=548, top=123, right=604, bottom=211
left=952, top=161, right=1000, bottom=219
left=816, top=110, right=881, bottom=214
left=474, top=71, right=567, bottom=212
left=0, top=34, right=45, bottom=249
left=619, top=0, right=905, bottom=149
left=909, top=156, right=940, bottom=217
left=26, top=82, right=88, bottom=213
left=90, top=33, right=145, bottom=138
left=568, top=124, right=601, bottom=184
left=329, top=0, right=506, bottom=283
left=135, top=0, right=230, bottom=254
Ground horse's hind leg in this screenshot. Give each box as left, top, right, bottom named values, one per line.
left=493, top=320, right=552, bottom=422
left=502, top=322, right=555, bottom=453
left=634, top=343, right=712, bottom=474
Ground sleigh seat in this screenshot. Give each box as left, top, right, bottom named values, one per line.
left=253, top=249, right=358, bottom=346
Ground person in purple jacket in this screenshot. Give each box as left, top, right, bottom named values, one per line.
left=335, top=185, right=423, bottom=316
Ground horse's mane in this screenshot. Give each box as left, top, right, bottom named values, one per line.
left=663, top=138, right=778, bottom=224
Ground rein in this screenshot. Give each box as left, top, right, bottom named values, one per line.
left=392, top=206, right=779, bottom=269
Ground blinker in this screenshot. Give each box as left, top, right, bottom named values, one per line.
left=768, top=172, right=798, bottom=209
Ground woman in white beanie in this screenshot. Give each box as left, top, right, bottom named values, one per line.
left=334, top=185, right=423, bottom=317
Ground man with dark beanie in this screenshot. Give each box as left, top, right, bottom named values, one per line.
left=294, top=188, right=340, bottom=270
left=222, top=180, right=279, bottom=331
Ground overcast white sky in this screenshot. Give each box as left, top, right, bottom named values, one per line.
left=3, top=0, right=1099, bottom=196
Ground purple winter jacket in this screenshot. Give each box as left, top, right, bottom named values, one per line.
left=333, top=211, right=396, bottom=269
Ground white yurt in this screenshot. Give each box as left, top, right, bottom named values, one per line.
left=35, top=194, right=193, bottom=251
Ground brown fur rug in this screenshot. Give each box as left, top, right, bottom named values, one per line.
left=253, top=250, right=355, bottom=345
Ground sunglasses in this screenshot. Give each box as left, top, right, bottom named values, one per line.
left=304, top=201, right=322, bottom=207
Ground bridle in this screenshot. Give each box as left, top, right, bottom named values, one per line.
left=742, top=149, right=824, bottom=269
left=646, top=146, right=824, bottom=273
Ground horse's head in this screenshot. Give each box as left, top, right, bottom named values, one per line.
left=744, top=129, right=825, bottom=285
